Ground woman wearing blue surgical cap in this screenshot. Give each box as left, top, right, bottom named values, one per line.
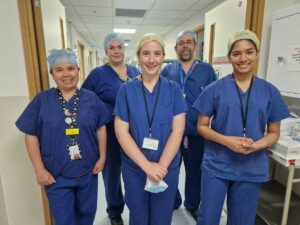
left=16, top=48, right=111, bottom=225
left=193, top=30, right=290, bottom=225
left=82, top=32, right=140, bottom=225
left=114, top=33, right=187, bottom=225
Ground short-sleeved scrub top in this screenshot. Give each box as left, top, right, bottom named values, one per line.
left=193, top=75, right=290, bottom=182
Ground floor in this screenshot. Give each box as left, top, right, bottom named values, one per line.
left=93, top=166, right=228, bottom=225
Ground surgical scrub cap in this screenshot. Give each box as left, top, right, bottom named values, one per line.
left=47, top=48, right=78, bottom=71
left=227, top=30, right=260, bottom=55
left=176, top=30, right=197, bottom=44
left=136, top=33, right=165, bottom=55
left=103, top=33, right=124, bottom=54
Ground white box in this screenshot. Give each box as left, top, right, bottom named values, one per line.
left=271, top=136, right=300, bottom=158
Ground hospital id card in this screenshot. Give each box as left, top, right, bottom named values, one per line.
left=66, top=128, right=79, bottom=136
left=142, top=137, right=159, bottom=151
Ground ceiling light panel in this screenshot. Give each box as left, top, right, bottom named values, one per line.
left=113, top=28, right=136, bottom=34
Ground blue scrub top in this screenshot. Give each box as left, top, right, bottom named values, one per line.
left=16, top=88, right=111, bottom=178
left=161, top=60, right=216, bottom=136
left=82, top=63, right=140, bottom=125
left=113, top=76, right=187, bottom=170
left=193, top=75, right=290, bottom=182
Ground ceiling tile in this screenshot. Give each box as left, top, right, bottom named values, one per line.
left=192, top=0, right=215, bottom=10
left=114, top=0, right=155, bottom=9
left=179, top=10, right=199, bottom=19
left=74, top=6, right=112, bottom=17
left=152, top=0, right=199, bottom=10
left=81, top=16, right=112, bottom=24
left=68, top=0, right=111, bottom=7
left=143, top=18, right=173, bottom=26
left=113, top=17, right=143, bottom=25
left=146, top=10, right=183, bottom=19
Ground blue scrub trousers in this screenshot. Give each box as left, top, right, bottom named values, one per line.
left=197, top=172, right=261, bottom=225
left=174, top=135, right=204, bottom=210
left=122, top=163, right=179, bottom=225
left=102, top=125, right=124, bottom=216
left=45, top=172, right=98, bottom=225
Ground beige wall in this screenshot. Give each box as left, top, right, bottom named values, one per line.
left=0, top=0, right=45, bottom=224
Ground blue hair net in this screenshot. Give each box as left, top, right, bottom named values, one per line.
left=47, top=48, right=78, bottom=71
left=103, top=33, right=124, bottom=54
left=176, top=30, right=197, bottom=44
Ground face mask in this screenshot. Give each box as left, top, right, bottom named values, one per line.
left=144, top=178, right=168, bottom=193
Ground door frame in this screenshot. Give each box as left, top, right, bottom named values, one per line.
left=17, top=0, right=52, bottom=225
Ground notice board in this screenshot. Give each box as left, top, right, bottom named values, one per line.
left=266, top=4, right=300, bottom=98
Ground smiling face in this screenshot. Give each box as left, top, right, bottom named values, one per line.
left=51, top=63, right=79, bottom=92
left=175, top=35, right=197, bottom=62
left=107, top=40, right=125, bottom=65
left=138, top=40, right=164, bottom=77
left=228, top=39, right=258, bottom=76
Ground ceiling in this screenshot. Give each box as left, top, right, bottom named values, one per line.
left=59, top=0, right=217, bottom=58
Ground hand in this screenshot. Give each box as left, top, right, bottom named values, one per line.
left=242, top=141, right=260, bottom=155
left=144, top=162, right=168, bottom=183
left=35, top=168, right=55, bottom=186
left=93, top=158, right=105, bottom=174
left=224, top=136, right=253, bottom=154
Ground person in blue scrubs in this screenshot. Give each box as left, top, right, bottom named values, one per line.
left=114, top=33, right=187, bottom=225
left=82, top=33, right=139, bottom=225
left=193, top=30, right=290, bottom=225
left=15, top=48, right=110, bottom=225
left=161, top=30, right=216, bottom=221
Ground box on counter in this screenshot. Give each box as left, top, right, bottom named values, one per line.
left=281, top=118, right=300, bottom=136
left=270, top=136, right=300, bottom=158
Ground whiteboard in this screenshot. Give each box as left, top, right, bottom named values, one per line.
left=266, top=4, right=300, bottom=98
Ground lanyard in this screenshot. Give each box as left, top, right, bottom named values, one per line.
left=141, top=76, right=161, bottom=138
left=232, top=75, right=254, bottom=138
left=108, top=63, right=129, bottom=81
left=179, top=60, right=198, bottom=96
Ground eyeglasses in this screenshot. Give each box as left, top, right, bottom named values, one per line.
left=177, top=40, right=195, bottom=47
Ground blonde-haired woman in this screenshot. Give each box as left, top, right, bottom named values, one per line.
left=114, top=33, right=187, bottom=225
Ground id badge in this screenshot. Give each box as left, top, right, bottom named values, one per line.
left=66, top=128, right=79, bottom=136
left=68, top=144, right=82, bottom=160
left=142, top=137, right=159, bottom=151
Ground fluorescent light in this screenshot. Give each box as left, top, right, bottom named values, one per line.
left=124, top=43, right=129, bottom=47
left=114, top=28, right=136, bottom=34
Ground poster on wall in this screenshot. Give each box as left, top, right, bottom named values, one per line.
left=287, top=45, right=300, bottom=71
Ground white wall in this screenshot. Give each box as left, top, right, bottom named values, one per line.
left=41, top=0, right=68, bottom=88
left=0, top=1, right=44, bottom=225
left=68, top=22, right=97, bottom=80
left=163, top=0, right=225, bottom=60
left=204, top=0, right=247, bottom=77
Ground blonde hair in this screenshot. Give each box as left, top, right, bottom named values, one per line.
left=136, top=33, right=165, bottom=56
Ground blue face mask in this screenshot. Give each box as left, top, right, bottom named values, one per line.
left=144, top=178, right=168, bottom=193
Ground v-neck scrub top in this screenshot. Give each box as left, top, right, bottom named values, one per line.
left=113, top=76, right=187, bottom=170
left=16, top=88, right=111, bottom=178
left=82, top=64, right=140, bottom=123
left=193, top=75, right=290, bottom=182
